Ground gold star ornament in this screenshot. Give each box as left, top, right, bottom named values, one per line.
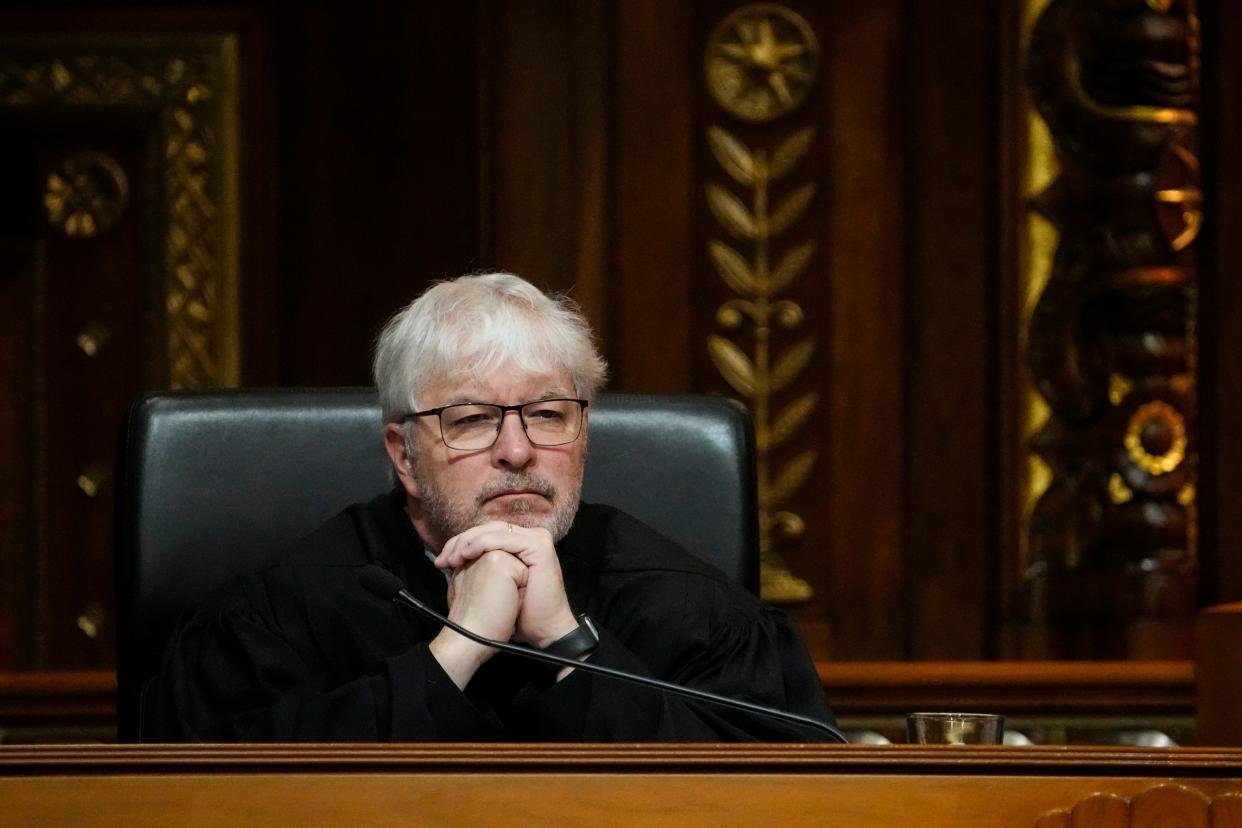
left=705, top=4, right=820, bottom=123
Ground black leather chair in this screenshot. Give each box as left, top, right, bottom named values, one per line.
left=114, top=389, right=758, bottom=741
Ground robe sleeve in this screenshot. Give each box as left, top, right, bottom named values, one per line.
left=504, top=580, right=836, bottom=742
left=149, top=581, right=503, bottom=742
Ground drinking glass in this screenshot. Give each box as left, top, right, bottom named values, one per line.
left=906, top=712, right=1004, bottom=745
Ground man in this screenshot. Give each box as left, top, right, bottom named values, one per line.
left=151, top=272, right=834, bottom=741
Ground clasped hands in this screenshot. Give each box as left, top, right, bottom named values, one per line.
left=426, top=520, right=579, bottom=689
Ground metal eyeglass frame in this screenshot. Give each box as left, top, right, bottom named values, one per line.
left=397, top=398, right=589, bottom=450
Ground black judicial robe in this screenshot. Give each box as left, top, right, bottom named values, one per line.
left=149, top=490, right=836, bottom=742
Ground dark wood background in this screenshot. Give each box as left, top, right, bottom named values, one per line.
left=1, top=0, right=1239, bottom=680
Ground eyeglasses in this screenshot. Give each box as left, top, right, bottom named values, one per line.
left=398, top=398, right=589, bottom=451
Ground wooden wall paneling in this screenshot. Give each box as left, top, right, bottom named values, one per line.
left=995, top=0, right=1032, bottom=660
left=0, top=237, right=40, bottom=670
left=900, top=0, right=1001, bottom=659
left=0, top=11, right=286, bottom=690
left=0, top=14, right=266, bottom=673
left=823, top=660, right=1193, bottom=717
left=567, top=2, right=609, bottom=337
left=0, top=112, right=44, bottom=671
left=818, top=2, right=907, bottom=660
left=1196, top=602, right=1242, bottom=745
left=1200, top=0, right=1242, bottom=605
left=0, top=107, right=164, bottom=671
left=477, top=0, right=609, bottom=338
left=235, top=9, right=279, bottom=387
left=36, top=133, right=150, bottom=670
left=274, top=3, right=480, bottom=387
left=610, top=1, right=694, bottom=391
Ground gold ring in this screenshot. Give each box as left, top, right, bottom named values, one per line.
left=506, top=523, right=513, bottom=533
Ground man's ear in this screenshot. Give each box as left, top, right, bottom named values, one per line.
left=383, top=423, right=420, bottom=498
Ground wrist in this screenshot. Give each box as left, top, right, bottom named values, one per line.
left=540, top=614, right=600, bottom=661
left=428, top=628, right=494, bottom=690
left=531, top=609, right=580, bottom=650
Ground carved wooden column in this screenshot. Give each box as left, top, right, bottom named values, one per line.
left=1020, top=0, right=1200, bottom=658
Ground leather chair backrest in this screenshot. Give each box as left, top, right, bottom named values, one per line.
left=114, top=389, right=758, bottom=741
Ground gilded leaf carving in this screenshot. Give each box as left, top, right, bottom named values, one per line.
left=702, top=88, right=821, bottom=602
left=708, top=334, right=757, bottom=397
left=707, top=183, right=758, bottom=239
left=707, top=126, right=756, bottom=185
left=770, top=450, right=817, bottom=505
left=769, top=126, right=815, bottom=180
left=770, top=336, right=816, bottom=393
left=768, top=392, right=818, bottom=450
left=768, top=182, right=816, bottom=236
left=708, top=240, right=757, bottom=296
left=770, top=240, right=816, bottom=293
left=773, top=510, right=806, bottom=539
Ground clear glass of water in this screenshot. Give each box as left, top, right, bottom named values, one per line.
left=906, top=712, right=1005, bottom=745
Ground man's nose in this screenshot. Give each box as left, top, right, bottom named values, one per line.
left=491, top=410, right=534, bottom=467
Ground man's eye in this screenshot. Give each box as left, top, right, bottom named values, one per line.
left=526, top=407, right=566, bottom=422
left=448, top=411, right=497, bottom=428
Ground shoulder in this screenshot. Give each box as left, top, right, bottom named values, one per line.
left=167, top=491, right=423, bottom=671
left=266, top=488, right=413, bottom=569
left=562, top=502, right=734, bottom=585
left=191, top=489, right=415, bottom=621
left=562, top=502, right=768, bottom=626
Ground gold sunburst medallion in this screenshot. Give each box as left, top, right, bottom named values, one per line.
left=705, top=3, right=819, bottom=123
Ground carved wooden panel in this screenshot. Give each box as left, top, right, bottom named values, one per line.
left=1036, top=784, right=1242, bottom=828
left=1018, top=0, right=1201, bottom=659
left=0, top=30, right=241, bottom=670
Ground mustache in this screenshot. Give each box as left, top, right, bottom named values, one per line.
left=474, top=472, right=557, bottom=506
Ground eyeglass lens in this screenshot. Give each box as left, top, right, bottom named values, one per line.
left=439, top=400, right=582, bottom=449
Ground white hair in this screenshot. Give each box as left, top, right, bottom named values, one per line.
left=373, top=272, right=609, bottom=422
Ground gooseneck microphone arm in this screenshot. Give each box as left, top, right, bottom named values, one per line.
left=358, top=565, right=848, bottom=743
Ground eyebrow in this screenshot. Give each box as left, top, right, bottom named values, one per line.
left=443, top=390, right=574, bottom=407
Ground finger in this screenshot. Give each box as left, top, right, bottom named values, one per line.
left=512, top=526, right=557, bottom=566
left=465, top=548, right=529, bottom=589
left=434, top=521, right=512, bottom=568
left=443, top=523, right=539, bottom=567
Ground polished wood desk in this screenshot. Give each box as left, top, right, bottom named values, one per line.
left=2, top=744, right=1241, bottom=827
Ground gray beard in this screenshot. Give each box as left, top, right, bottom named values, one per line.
left=412, top=464, right=581, bottom=544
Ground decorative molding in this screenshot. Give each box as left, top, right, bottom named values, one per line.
left=0, top=36, right=241, bottom=389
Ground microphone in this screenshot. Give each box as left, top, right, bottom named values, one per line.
left=358, top=565, right=848, bottom=743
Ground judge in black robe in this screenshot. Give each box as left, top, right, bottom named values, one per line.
left=150, top=490, right=835, bottom=742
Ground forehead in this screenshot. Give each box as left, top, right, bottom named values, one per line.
left=421, top=367, right=575, bottom=406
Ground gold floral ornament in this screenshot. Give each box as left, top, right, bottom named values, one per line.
left=1124, top=400, right=1187, bottom=475
left=44, top=150, right=130, bottom=238
left=706, top=124, right=818, bottom=603
left=705, top=3, right=819, bottom=123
